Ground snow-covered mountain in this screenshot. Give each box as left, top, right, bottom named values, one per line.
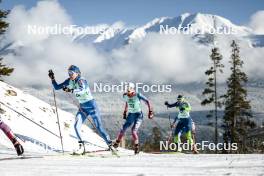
left=1, top=12, right=263, bottom=54
left=72, top=13, right=263, bottom=51
left=0, top=81, right=108, bottom=153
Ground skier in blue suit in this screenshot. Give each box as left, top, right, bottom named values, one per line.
left=48, top=65, right=111, bottom=154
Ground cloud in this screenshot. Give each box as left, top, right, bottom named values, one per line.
left=110, top=33, right=211, bottom=83
left=3, top=1, right=264, bottom=89
left=4, top=0, right=106, bottom=87
left=249, top=10, right=264, bottom=34
left=7, top=0, right=72, bottom=45
left=5, top=36, right=107, bottom=87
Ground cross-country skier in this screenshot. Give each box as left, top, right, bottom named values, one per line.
left=113, top=83, right=154, bottom=154
left=165, top=95, right=198, bottom=154
left=48, top=65, right=112, bottom=154
left=0, top=116, right=24, bottom=156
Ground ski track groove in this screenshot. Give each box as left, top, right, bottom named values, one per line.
left=0, top=154, right=263, bottom=176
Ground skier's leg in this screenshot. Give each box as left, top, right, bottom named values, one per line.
left=74, top=111, right=87, bottom=142
left=184, top=118, right=193, bottom=144
left=73, top=111, right=87, bottom=154
left=131, top=112, right=143, bottom=154
left=90, top=108, right=111, bottom=145
left=173, top=120, right=184, bottom=143
left=131, top=112, right=143, bottom=145
left=185, top=131, right=193, bottom=144
left=191, top=119, right=196, bottom=143
left=184, top=118, right=198, bottom=153
left=114, top=113, right=134, bottom=146
left=0, top=121, right=24, bottom=156
left=0, top=121, right=15, bottom=141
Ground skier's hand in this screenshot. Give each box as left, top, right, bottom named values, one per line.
left=48, top=70, right=55, bottom=80
left=123, top=111, right=127, bottom=119
left=164, top=101, right=169, bottom=106
left=171, top=123, right=176, bottom=128
left=148, top=110, right=154, bottom=119
left=63, top=86, right=73, bottom=93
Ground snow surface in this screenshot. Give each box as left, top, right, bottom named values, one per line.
left=0, top=81, right=108, bottom=153
left=0, top=146, right=263, bottom=176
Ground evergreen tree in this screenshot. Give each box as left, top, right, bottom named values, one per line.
left=143, top=127, right=162, bottom=152
left=0, top=1, right=13, bottom=81
left=201, top=47, right=224, bottom=152
left=223, top=40, right=255, bottom=153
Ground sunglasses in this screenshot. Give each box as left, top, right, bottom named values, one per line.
left=68, top=70, right=76, bottom=76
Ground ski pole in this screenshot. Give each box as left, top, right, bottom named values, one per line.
left=167, top=107, right=174, bottom=142
left=0, top=101, right=60, bottom=138
left=51, top=88, right=64, bottom=154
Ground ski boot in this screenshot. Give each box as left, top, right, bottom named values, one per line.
left=12, top=138, right=24, bottom=156
left=134, top=144, right=140, bottom=155
left=192, top=144, right=199, bottom=154
left=107, top=141, right=115, bottom=151
left=74, top=141, right=86, bottom=155
left=113, top=140, right=120, bottom=149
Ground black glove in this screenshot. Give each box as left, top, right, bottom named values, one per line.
left=164, top=101, right=169, bottom=106
left=48, top=70, right=55, bottom=80
left=180, top=107, right=185, bottom=112
left=123, top=111, right=127, bottom=119
left=63, top=86, right=73, bottom=93
left=148, top=110, right=154, bottom=119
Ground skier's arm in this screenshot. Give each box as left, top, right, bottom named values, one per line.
left=172, top=116, right=178, bottom=124
left=138, top=93, right=154, bottom=119
left=166, top=102, right=179, bottom=108
left=123, top=102, right=128, bottom=119
left=124, top=102, right=128, bottom=112
left=48, top=70, right=70, bottom=90
left=52, top=79, right=70, bottom=90
left=138, top=93, right=151, bottom=110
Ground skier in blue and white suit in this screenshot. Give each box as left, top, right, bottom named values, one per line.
left=48, top=65, right=111, bottom=154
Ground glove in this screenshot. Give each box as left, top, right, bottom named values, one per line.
left=63, top=86, right=73, bottom=93
left=148, top=110, right=154, bottom=119
left=171, top=123, right=176, bottom=129
left=164, top=101, right=169, bottom=106
left=48, top=70, right=55, bottom=80
left=123, top=111, right=127, bottom=119
left=180, top=107, right=185, bottom=112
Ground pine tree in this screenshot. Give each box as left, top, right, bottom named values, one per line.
left=142, top=127, right=162, bottom=152
left=223, top=40, right=256, bottom=153
left=0, top=2, right=13, bottom=81
left=201, top=47, right=224, bottom=153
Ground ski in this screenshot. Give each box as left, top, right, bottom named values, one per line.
left=108, top=145, right=120, bottom=158
left=0, top=155, right=43, bottom=161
